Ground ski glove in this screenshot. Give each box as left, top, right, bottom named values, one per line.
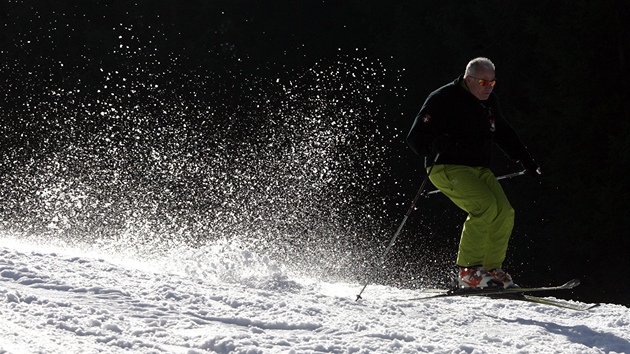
left=431, top=134, right=453, bottom=154
left=520, top=158, right=541, bottom=177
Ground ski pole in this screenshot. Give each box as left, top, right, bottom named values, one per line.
left=423, top=170, right=526, bottom=196
left=356, top=153, right=440, bottom=301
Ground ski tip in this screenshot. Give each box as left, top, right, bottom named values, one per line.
left=564, top=278, right=581, bottom=288
left=588, top=303, right=602, bottom=310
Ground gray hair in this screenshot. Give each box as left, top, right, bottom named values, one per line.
left=465, top=57, right=495, bottom=77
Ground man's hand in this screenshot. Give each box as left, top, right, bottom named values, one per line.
left=521, top=158, right=541, bottom=177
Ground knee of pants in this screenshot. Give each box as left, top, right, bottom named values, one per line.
left=487, top=204, right=515, bottom=225
left=501, top=205, right=515, bottom=222
left=472, top=199, right=514, bottom=224
left=469, top=196, right=500, bottom=220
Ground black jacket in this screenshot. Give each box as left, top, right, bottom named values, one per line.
left=407, top=75, right=532, bottom=168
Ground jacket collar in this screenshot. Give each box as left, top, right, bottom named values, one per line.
left=456, top=74, right=471, bottom=92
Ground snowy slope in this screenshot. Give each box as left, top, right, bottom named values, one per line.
left=1, top=237, right=629, bottom=354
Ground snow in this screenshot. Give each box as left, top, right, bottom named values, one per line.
left=1, top=236, right=629, bottom=354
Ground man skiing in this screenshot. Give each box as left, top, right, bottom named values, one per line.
left=407, top=57, right=541, bottom=289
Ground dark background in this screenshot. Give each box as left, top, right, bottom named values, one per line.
left=1, top=1, right=628, bottom=306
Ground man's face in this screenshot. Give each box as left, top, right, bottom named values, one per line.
left=466, top=67, right=496, bottom=101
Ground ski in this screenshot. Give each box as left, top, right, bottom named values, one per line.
left=407, top=278, right=581, bottom=301
left=402, top=279, right=598, bottom=311
left=487, top=293, right=600, bottom=311
left=414, top=278, right=582, bottom=299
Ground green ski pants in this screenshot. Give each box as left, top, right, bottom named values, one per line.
left=428, top=165, right=515, bottom=270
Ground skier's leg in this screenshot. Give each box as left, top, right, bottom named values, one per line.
left=478, top=168, right=515, bottom=270
left=428, top=165, right=498, bottom=267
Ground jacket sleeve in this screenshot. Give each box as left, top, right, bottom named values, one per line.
left=490, top=97, right=533, bottom=163
left=407, top=93, right=446, bottom=156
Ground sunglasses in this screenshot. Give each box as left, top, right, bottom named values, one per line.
left=469, top=76, right=496, bottom=87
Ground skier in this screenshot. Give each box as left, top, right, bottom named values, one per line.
left=407, top=57, right=541, bottom=289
